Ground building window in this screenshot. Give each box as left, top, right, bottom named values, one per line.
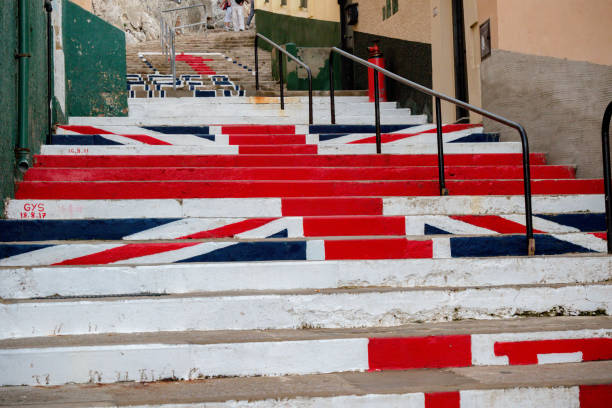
left=383, top=0, right=398, bottom=20
left=281, top=0, right=287, bottom=6
left=300, top=0, right=307, bottom=8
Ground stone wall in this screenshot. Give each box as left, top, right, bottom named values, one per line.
left=89, top=0, right=223, bottom=44
left=481, top=50, right=612, bottom=178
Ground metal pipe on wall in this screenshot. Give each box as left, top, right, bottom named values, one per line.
left=16, top=0, right=31, bottom=171
left=45, top=0, right=54, bottom=145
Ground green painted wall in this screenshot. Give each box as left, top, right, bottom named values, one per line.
left=285, top=44, right=342, bottom=91
left=256, top=10, right=343, bottom=90
left=0, top=1, right=51, bottom=216
left=63, top=1, right=128, bottom=117
left=255, top=10, right=340, bottom=50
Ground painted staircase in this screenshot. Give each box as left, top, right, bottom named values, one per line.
left=126, top=31, right=276, bottom=98
left=1, top=95, right=611, bottom=407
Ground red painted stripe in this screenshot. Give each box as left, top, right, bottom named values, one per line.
left=34, top=153, right=548, bottom=168
left=450, top=215, right=545, bottom=234
left=368, top=335, right=471, bottom=370
left=592, top=232, right=607, bottom=240
left=175, top=54, right=216, bottom=75
left=119, top=135, right=172, bottom=145
left=53, top=242, right=199, bottom=265
left=424, top=392, right=461, bottom=408
left=303, top=216, right=405, bottom=236
left=282, top=198, right=383, bottom=216
left=325, top=238, right=432, bottom=260
left=58, top=125, right=113, bottom=135
left=23, top=165, right=576, bottom=182
left=221, top=125, right=296, bottom=135
left=349, top=124, right=480, bottom=144
left=229, top=135, right=306, bottom=145
left=494, top=338, right=612, bottom=365
left=238, top=145, right=317, bottom=154
left=179, top=218, right=277, bottom=239
left=579, top=384, right=612, bottom=408
left=15, top=179, right=603, bottom=199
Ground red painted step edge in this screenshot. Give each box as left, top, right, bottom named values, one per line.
left=580, top=384, right=612, bottom=408
left=325, top=238, right=432, bottom=260
left=14, top=179, right=603, bottom=199
left=281, top=198, right=383, bottom=216
left=23, top=165, right=576, bottom=182
left=425, top=392, right=461, bottom=408
left=368, top=335, right=471, bottom=370
left=34, top=153, right=549, bottom=168
left=494, top=338, right=612, bottom=365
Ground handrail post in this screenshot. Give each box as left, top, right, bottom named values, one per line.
left=306, top=68, right=313, bottom=125
left=255, top=36, right=259, bottom=91
left=435, top=97, right=448, bottom=195
left=373, top=72, right=381, bottom=154
left=171, top=29, right=176, bottom=90
left=329, top=50, right=335, bottom=124
left=278, top=51, right=284, bottom=110
left=601, top=101, right=612, bottom=254
left=517, top=125, right=535, bottom=255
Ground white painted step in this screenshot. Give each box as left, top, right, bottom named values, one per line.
left=1, top=317, right=609, bottom=386
left=2, top=283, right=610, bottom=339
left=39, top=142, right=520, bottom=155
left=1, top=257, right=609, bottom=299
left=5, top=195, right=603, bottom=219
left=67, top=114, right=429, bottom=126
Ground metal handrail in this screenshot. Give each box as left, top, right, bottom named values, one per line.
left=601, top=101, right=612, bottom=254
left=162, top=4, right=206, bottom=13
left=328, top=46, right=536, bottom=255
left=160, top=15, right=208, bottom=91
left=255, top=33, right=313, bottom=125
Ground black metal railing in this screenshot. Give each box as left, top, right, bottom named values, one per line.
left=255, top=33, right=313, bottom=125
left=601, top=101, right=612, bottom=254
left=328, top=47, right=535, bottom=255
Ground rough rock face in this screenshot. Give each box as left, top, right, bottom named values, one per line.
left=89, top=0, right=224, bottom=44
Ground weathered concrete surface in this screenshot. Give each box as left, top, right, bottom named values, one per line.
left=0, top=361, right=610, bottom=406
left=481, top=49, right=612, bottom=178
left=1, top=316, right=610, bottom=348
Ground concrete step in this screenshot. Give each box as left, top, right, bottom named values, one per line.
left=22, top=165, right=576, bottom=181
left=36, top=142, right=527, bottom=155
left=48, top=132, right=499, bottom=146
left=0, top=232, right=607, bottom=266
left=2, top=284, right=611, bottom=339
left=1, top=256, right=609, bottom=299
left=0, top=317, right=610, bottom=386
left=1, top=361, right=610, bottom=406
left=1, top=213, right=602, bottom=242
left=13, top=178, right=603, bottom=199
left=34, top=151, right=548, bottom=166
left=5, top=195, right=602, bottom=219
left=0, top=362, right=612, bottom=408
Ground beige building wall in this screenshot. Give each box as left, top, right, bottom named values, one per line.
left=430, top=0, right=456, bottom=122
left=70, top=0, right=92, bottom=12
left=255, top=0, right=339, bottom=22
left=479, top=0, right=612, bottom=66
left=353, top=0, right=430, bottom=44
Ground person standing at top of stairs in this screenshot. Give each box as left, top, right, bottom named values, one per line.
left=219, top=0, right=232, bottom=31
left=231, top=0, right=246, bottom=31
left=246, top=0, right=255, bottom=29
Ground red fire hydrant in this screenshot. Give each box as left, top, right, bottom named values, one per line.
left=368, top=42, right=387, bottom=102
